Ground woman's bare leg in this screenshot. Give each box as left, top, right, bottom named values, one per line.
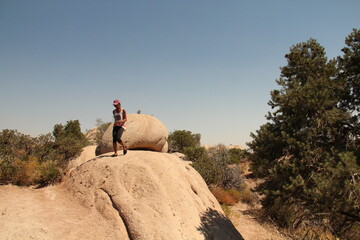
left=120, top=140, right=127, bottom=155
left=113, top=142, right=118, bottom=156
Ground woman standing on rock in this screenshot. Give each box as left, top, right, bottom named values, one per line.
left=112, top=99, right=127, bottom=156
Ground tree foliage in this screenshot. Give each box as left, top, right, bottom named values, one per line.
left=168, top=131, right=245, bottom=189
left=248, top=29, right=360, bottom=238
left=168, top=130, right=201, bottom=153
left=53, top=120, right=88, bottom=164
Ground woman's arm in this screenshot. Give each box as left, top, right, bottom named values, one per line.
left=117, top=109, right=127, bottom=125
left=113, top=110, right=116, bottom=121
left=122, top=109, right=127, bottom=123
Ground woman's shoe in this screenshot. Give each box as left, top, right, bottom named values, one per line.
left=123, top=148, right=127, bottom=155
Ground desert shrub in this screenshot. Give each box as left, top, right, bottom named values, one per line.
left=206, top=144, right=232, bottom=185
left=210, top=187, right=237, bottom=206
left=183, top=146, right=206, bottom=161
left=192, top=156, right=222, bottom=185
left=32, top=133, right=58, bottom=162
left=36, top=160, right=62, bottom=186
left=226, top=188, right=241, bottom=203
left=344, top=222, right=360, bottom=240
left=205, top=145, right=246, bottom=189
left=168, top=130, right=201, bottom=153
left=220, top=204, right=232, bottom=217
left=228, top=148, right=248, bottom=164
left=170, top=131, right=245, bottom=193
left=238, top=187, right=256, bottom=206
left=0, top=129, right=35, bottom=184
left=0, top=129, right=35, bottom=161
left=0, top=158, right=13, bottom=184
left=222, top=164, right=244, bottom=190
left=12, top=156, right=40, bottom=186
left=53, top=120, right=88, bottom=165
left=187, top=143, right=245, bottom=189
left=0, top=119, right=87, bottom=186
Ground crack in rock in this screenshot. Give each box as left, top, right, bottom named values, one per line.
left=100, top=188, right=134, bottom=240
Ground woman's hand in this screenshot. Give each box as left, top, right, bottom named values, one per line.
left=117, top=120, right=126, bottom=125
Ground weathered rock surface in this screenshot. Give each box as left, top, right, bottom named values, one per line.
left=65, top=150, right=243, bottom=240
left=98, top=114, right=168, bottom=154
left=67, top=145, right=97, bottom=172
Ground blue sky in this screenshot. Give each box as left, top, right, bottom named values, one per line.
left=0, top=0, right=359, bottom=147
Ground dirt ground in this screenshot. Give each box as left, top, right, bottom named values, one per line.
left=228, top=162, right=288, bottom=240
left=229, top=201, right=287, bottom=240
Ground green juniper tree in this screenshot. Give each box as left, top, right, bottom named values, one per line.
left=248, top=30, right=359, bottom=238
left=338, top=29, right=360, bottom=161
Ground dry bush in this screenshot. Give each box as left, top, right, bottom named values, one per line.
left=36, top=160, right=62, bottom=186
left=12, top=157, right=39, bottom=186
left=239, top=187, right=256, bottom=206
left=220, top=204, right=232, bottom=217
left=222, top=164, right=244, bottom=190
left=292, top=226, right=338, bottom=240
left=210, top=187, right=237, bottom=206
left=226, top=188, right=241, bottom=203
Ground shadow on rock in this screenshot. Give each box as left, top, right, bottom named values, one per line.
left=197, top=208, right=244, bottom=240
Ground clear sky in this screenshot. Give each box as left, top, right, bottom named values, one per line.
left=1, top=0, right=359, bottom=147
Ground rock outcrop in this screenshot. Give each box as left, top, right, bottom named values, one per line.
left=98, top=114, right=168, bottom=154
left=85, top=127, right=98, bottom=145
left=65, top=150, right=243, bottom=240
left=67, top=145, right=97, bottom=172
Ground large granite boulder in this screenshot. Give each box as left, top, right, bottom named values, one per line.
left=98, top=114, right=168, bottom=154
left=65, top=150, right=243, bottom=240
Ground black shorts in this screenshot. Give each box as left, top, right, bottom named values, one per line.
left=112, top=126, right=124, bottom=143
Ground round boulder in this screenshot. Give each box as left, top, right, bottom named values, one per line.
left=65, top=151, right=243, bottom=239
left=98, top=114, right=168, bottom=154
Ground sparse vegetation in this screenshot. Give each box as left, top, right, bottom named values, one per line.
left=0, top=120, right=88, bottom=186
left=210, top=187, right=237, bottom=206
left=237, top=187, right=256, bottom=206
left=168, top=130, right=249, bottom=209
left=220, top=203, right=232, bottom=217
left=228, top=148, right=248, bottom=164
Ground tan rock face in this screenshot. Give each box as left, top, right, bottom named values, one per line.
left=65, top=151, right=243, bottom=240
left=98, top=114, right=168, bottom=154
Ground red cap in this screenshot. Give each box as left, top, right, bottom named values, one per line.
left=113, top=99, right=121, bottom=106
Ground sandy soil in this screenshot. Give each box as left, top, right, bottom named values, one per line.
left=229, top=202, right=287, bottom=240
left=228, top=162, right=288, bottom=240
left=0, top=184, right=118, bottom=240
